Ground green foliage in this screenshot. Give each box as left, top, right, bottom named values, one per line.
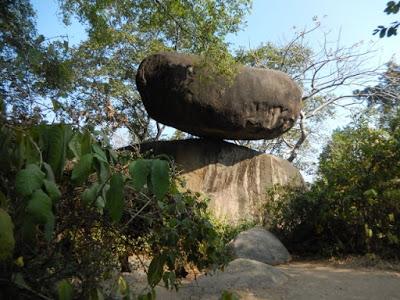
left=0, top=123, right=227, bottom=298
left=71, top=153, right=94, bottom=184
left=374, top=1, right=400, bottom=37
left=57, top=279, right=73, bottom=300
left=220, top=290, right=240, bottom=300
left=15, top=164, right=45, bottom=197
left=266, top=117, right=400, bottom=257
left=129, top=158, right=170, bottom=200
left=0, top=209, right=15, bottom=262
left=105, top=174, right=124, bottom=222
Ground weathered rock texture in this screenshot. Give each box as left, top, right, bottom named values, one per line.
left=140, top=139, right=304, bottom=222
left=229, top=227, right=292, bottom=265
left=181, top=258, right=289, bottom=299
left=136, top=52, right=302, bottom=140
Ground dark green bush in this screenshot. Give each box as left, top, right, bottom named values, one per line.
left=266, top=117, right=400, bottom=257
left=0, top=123, right=228, bottom=299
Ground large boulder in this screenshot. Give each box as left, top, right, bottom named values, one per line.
left=181, top=258, right=288, bottom=299
left=229, top=227, right=291, bottom=265
left=136, top=52, right=302, bottom=140
left=139, top=139, right=304, bottom=223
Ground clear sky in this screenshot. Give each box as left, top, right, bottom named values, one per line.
left=229, top=1, right=398, bottom=63
left=32, top=1, right=398, bottom=62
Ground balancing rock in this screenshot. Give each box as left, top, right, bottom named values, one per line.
left=136, top=52, right=302, bottom=140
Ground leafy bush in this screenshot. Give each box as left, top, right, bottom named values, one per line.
left=0, top=123, right=227, bottom=299
left=266, top=118, right=400, bottom=257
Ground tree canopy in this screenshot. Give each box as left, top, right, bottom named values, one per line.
left=374, top=1, right=400, bottom=37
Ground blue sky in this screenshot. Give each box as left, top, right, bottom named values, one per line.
left=229, top=1, right=398, bottom=64
left=32, top=0, right=398, bottom=63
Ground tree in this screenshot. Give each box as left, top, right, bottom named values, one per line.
left=354, top=62, right=400, bottom=127
left=234, top=21, right=380, bottom=170
left=55, top=0, right=251, bottom=141
left=0, top=0, right=73, bottom=125
left=374, top=1, right=400, bottom=38
left=267, top=115, right=400, bottom=256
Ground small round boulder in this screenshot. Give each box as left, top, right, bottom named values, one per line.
left=136, top=52, right=302, bottom=140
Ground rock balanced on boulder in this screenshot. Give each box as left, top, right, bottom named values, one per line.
left=136, top=52, right=302, bottom=140
left=135, top=52, right=304, bottom=223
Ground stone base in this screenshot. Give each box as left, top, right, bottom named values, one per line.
left=139, top=139, right=304, bottom=223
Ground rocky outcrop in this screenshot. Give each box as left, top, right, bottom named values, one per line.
left=229, top=227, right=291, bottom=265
left=140, top=139, right=304, bottom=222
left=136, top=52, right=302, bottom=140
left=181, top=258, right=288, bottom=299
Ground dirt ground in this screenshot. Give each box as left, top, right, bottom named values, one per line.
left=265, top=261, right=400, bottom=300
left=135, top=259, right=400, bottom=300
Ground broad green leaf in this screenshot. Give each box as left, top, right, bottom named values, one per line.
left=46, top=125, right=72, bottom=179
left=147, top=254, right=166, bottom=287
left=81, top=130, right=92, bottom=156
left=68, top=130, right=92, bottom=159
left=43, top=179, right=61, bottom=202
left=129, top=159, right=151, bottom=190
left=26, top=189, right=53, bottom=224
left=23, top=135, right=40, bottom=164
left=43, top=162, right=56, bottom=182
left=57, top=279, right=73, bottom=300
left=151, top=160, right=170, bottom=200
left=105, top=174, right=124, bottom=222
left=71, top=153, right=93, bottom=184
left=46, top=126, right=64, bottom=176
left=92, top=144, right=108, bottom=163
left=82, top=183, right=100, bottom=206
left=26, top=190, right=55, bottom=240
left=15, top=164, right=45, bottom=197
left=0, top=208, right=15, bottom=261
left=68, top=134, right=82, bottom=159
left=95, top=160, right=110, bottom=184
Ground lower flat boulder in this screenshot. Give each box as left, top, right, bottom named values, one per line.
left=139, top=138, right=304, bottom=223
left=229, top=227, right=291, bottom=265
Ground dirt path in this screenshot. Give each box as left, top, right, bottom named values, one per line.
left=136, top=260, right=400, bottom=300
left=268, top=262, right=400, bottom=300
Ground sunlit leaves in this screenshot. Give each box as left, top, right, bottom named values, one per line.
left=129, top=159, right=151, bottom=190
left=71, top=153, right=94, bottom=184
left=151, top=159, right=170, bottom=200
left=147, top=254, right=166, bottom=287
left=16, top=164, right=46, bottom=197
left=26, top=189, right=53, bottom=222
left=43, top=179, right=62, bottom=202
left=129, top=159, right=170, bottom=200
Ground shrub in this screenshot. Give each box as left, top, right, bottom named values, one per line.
left=0, top=123, right=227, bottom=299
left=266, top=119, right=400, bottom=257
